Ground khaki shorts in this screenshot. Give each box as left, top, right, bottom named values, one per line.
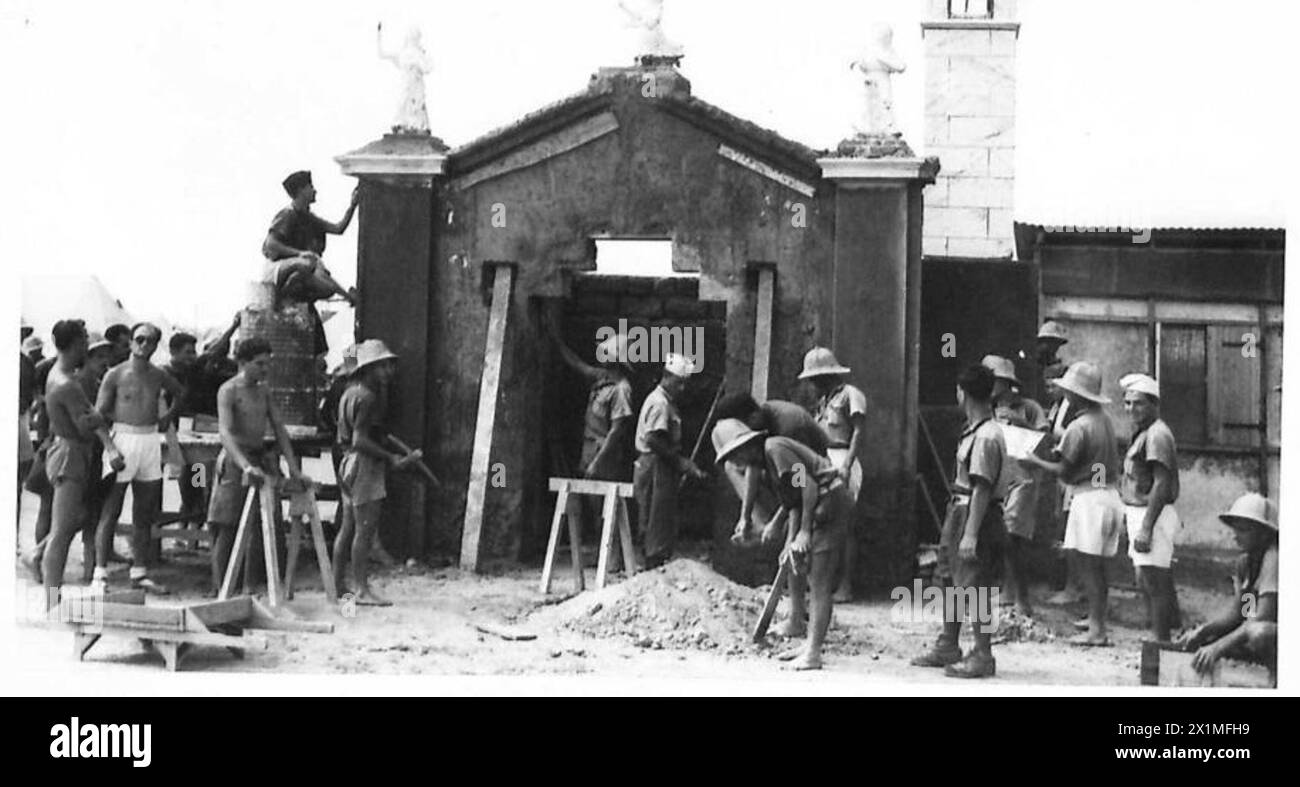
left=939, top=496, right=1006, bottom=588
left=1063, top=486, right=1124, bottom=557
left=47, top=436, right=96, bottom=486
left=1125, top=504, right=1180, bottom=569
left=339, top=450, right=387, bottom=506
left=206, top=449, right=281, bottom=527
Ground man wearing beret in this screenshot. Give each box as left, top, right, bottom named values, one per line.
left=262, top=170, right=359, bottom=309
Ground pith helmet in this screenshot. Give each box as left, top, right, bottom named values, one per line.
left=1053, top=361, right=1109, bottom=404
left=1038, top=321, right=1069, bottom=344
left=798, top=347, right=851, bottom=380
left=981, top=354, right=1020, bottom=384
left=354, top=339, right=398, bottom=373
left=1219, top=493, right=1278, bottom=532
left=711, top=418, right=767, bottom=464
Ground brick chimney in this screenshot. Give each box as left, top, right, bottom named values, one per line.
left=922, top=0, right=1019, bottom=259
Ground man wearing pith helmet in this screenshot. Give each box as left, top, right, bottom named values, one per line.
left=1020, top=361, right=1123, bottom=647
left=799, top=347, right=865, bottom=602
left=712, top=417, right=851, bottom=670
left=634, top=353, right=706, bottom=569
left=1176, top=493, right=1277, bottom=679
left=1118, top=372, right=1182, bottom=642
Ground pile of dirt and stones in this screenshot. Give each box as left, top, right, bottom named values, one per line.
left=535, top=559, right=768, bottom=654
left=991, top=606, right=1058, bottom=644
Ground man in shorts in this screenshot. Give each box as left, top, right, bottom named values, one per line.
left=911, top=363, right=1007, bottom=678
left=206, top=338, right=306, bottom=593
left=39, top=320, right=124, bottom=603
left=713, top=417, right=850, bottom=670
left=91, top=322, right=185, bottom=594
left=1119, top=373, right=1182, bottom=642
left=983, top=354, right=1047, bottom=615
left=331, top=340, right=417, bottom=607
left=800, top=347, right=867, bottom=602
left=1021, top=361, right=1124, bottom=646
left=262, top=170, right=358, bottom=308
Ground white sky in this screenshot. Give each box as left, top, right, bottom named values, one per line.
left=0, top=0, right=1292, bottom=329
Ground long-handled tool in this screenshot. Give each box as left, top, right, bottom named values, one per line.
left=680, top=381, right=725, bottom=483
left=388, top=436, right=442, bottom=490
left=752, top=551, right=794, bottom=642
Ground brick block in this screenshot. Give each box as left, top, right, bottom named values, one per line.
left=932, top=146, right=988, bottom=177
left=945, top=236, right=1010, bottom=259
left=921, top=234, right=948, bottom=258
left=988, top=148, right=1015, bottom=178
left=925, top=115, right=949, bottom=146
left=924, top=179, right=949, bottom=207
left=948, top=176, right=1013, bottom=209
left=988, top=208, right=1016, bottom=237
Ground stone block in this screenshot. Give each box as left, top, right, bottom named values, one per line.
left=921, top=233, right=948, bottom=258
left=949, top=115, right=1014, bottom=148
left=927, top=206, right=988, bottom=238
left=988, top=207, right=1015, bottom=237
left=945, top=236, right=1011, bottom=259
left=925, top=115, right=949, bottom=146
left=933, top=147, right=989, bottom=178
left=988, top=148, right=1015, bottom=178
left=991, top=29, right=1019, bottom=55
left=948, top=176, right=1013, bottom=209
left=924, top=179, right=949, bottom=207
left=924, top=28, right=992, bottom=56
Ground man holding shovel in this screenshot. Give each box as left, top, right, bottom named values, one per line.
left=713, top=418, right=850, bottom=670
left=331, top=339, right=420, bottom=607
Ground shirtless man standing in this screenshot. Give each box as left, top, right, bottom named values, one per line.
left=91, top=322, right=185, bottom=594
left=206, top=338, right=305, bottom=593
left=39, top=320, right=124, bottom=603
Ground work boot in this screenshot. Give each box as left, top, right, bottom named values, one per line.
left=132, top=576, right=170, bottom=596
left=945, top=652, right=996, bottom=679
left=910, top=639, right=962, bottom=668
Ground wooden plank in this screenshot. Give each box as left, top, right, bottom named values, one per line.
left=752, top=554, right=793, bottom=643
left=260, top=490, right=283, bottom=609
left=566, top=495, right=585, bottom=593
left=751, top=267, right=775, bottom=402
left=185, top=598, right=254, bottom=629
left=547, top=477, right=635, bottom=498
left=453, top=112, right=620, bottom=190
left=283, top=514, right=304, bottom=600
left=68, top=602, right=185, bottom=631
left=1153, top=645, right=1273, bottom=688
left=617, top=499, right=637, bottom=578
left=539, top=482, right=570, bottom=594
left=307, top=491, right=339, bottom=604
left=472, top=622, right=538, bottom=642
left=219, top=488, right=259, bottom=600
left=595, top=491, right=619, bottom=590
left=717, top=144, right=816, bottom=198
left=248, top=599, right=334, bottom=634
left=461, top=264, right=514, bottom=571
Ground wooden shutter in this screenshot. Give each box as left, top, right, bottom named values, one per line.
left=1205, top=324, right=1262, bottom=448
left=1158, top=324, right=1207, bottom=446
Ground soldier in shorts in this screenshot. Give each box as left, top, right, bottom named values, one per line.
left=40, top=320, right=125, bottom=604
left=911, top=363, right=1007, bottom=678
left=206, top=338, right=306, bottom=593
left=713, top=418, right=850, bottom=671
left=331, top=340, right=417, bottom=607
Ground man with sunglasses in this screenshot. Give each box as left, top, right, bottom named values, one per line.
left=90, top=322, right=186, bottom=594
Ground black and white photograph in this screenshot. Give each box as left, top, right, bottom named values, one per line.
left=1, top=0, right=1293, bottom=722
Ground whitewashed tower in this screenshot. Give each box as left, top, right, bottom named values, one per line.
left=922, top=0, right=1019, bottom=259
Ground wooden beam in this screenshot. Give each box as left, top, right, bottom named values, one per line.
left=72, top=602, right=185, bottom=631
left=751, top=266, right=775, bottom=402
left=547, top=477, right=635, bottom=498
left=460, top=264, right=514, bottom=571
left=185, top=598, right=254, bottom=629
left=752, top=554, right=793, bottom=642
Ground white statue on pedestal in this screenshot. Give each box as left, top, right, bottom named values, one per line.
left=850, top=23, right=906, bottom=135
left=378, top=23, right=434, bottom=135
left=619, top=0, right=684, bottom=58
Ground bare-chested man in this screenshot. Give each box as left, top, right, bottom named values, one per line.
left=39, top=320, right=125, bottom=604
left=91, top=322, right=185, bottom=594
left=206, top=337, right=305, bottom=593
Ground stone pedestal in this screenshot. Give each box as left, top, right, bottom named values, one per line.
left=335, top=132, right=449, bottom=560
left=817, top=148, right=938, bottom=588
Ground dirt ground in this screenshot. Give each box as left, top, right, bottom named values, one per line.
left=11, top=484, right=1233, bottom=687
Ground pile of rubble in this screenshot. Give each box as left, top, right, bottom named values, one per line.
left=539, top=559, right=767, bottom=654
left=991, top=606, right=1057, bottom=644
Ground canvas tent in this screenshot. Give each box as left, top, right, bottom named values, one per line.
left=21, top=275, right=135, bottom=344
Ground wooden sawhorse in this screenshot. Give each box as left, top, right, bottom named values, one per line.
left=283, top=483, right=338, bottom=604
left=540, top=478, right=636, bottom=594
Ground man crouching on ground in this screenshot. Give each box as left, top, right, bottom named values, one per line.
left=911, top=363, right=1007, bottom=679
left=713, top=418, right=850, bottom=671
left=206, top=338, right=305, bottom=594
left=331, top=339, right=417, bottom=607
